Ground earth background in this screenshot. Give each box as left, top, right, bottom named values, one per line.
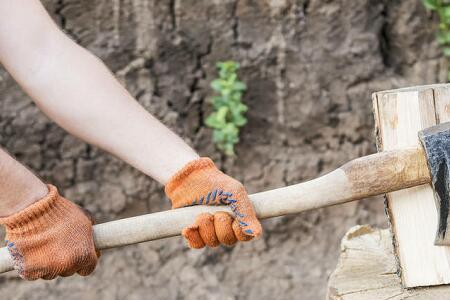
left=0, top=1, right=445, bottom=299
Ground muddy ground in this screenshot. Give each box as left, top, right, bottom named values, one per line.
left=0, top=1, right=445, bottom=299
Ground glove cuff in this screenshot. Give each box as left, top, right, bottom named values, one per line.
left=0, top=184, right=72, bottom=234
left=165, top=157, right=222, bottom=207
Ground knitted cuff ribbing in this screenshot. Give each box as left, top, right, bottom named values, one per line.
left=0, top=185, right=69, bottom=233
left=165, top=157, right=219, bottom=197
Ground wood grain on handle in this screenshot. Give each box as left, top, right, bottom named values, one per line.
left=0, top=147, right=430, bottom=274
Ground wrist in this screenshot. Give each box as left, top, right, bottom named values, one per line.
left=165, top=157, right=237, bottom=209
left=165, top=157, right=218, bottom=194
left=156, top=153, right=200, bottom=185
left=0, top=180, right=48, bottom=218
left=0, top=148, right=49, bottom=217
left=0, top=185, right=62, bottom=231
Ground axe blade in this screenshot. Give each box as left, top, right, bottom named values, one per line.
left=419, top=122, right=450, bottom=245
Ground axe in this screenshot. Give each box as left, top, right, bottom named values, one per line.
left=0, top=122, right=449, bottom=274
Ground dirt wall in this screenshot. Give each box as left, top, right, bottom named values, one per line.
left=0, top=1, right=445, bottom=299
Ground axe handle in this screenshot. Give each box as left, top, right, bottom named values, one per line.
left=0, top=147, right=430, bottom=274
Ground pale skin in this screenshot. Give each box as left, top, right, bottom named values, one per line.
left=0, top=0, right=199, bottom=216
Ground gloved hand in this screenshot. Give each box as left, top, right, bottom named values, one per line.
left=0, top=184, right=99, bottom=280
left=165, top=157, right=262, bottom=248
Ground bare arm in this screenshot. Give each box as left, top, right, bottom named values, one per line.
left=0, top=0, right=198, bottom=185
left=0, top=148, right=48, bottom=217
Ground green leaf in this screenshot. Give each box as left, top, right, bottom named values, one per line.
left=212, top=96, right=226, bottom=109
left=423, top=0, right=438, bottom=10
left=233, top=115, right=247, bottom=127
left=221, top=88, right=232, bottom=97
left=437, top=31, right=450, bottom=44
left=210, top=79, right=222, bottom=91
left=232, top=81, right=247, bottom=91
left=442, top=6, right=450, bottom=23
left=222, top=123, right=239, bottom=141
left=212, top=129, right=225, bottom=143
left=205, top=114, right=222, bottom=129
left=206, top=60, right=247, bottom=156
left=216, top=106, right=229, bottom=123
left=237, top=103, right=248, bottom=112
left=223, top=143, right=235, bottom=156
left=443, top=46, right=450, bottom=56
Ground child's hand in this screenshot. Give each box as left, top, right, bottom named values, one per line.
left=165, top=158, right=262, bottom=248
left=0, top=185, right=99, bottom=280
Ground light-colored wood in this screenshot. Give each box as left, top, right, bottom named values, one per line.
left=0, top=247, right=12, bottom=274
left=341, top=148, right=429, bottom=197
left=434, top=85, right=450, bottom=123
left=327, top=225, right=450, bottom=300
left=373, top=84, right=450, bottom=288
left=0, top=148, right=432, bottom=274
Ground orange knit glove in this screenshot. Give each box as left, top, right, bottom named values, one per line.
left=165, top=157, right=262, bottom=248
left=0, top=185, right=99, bottom=280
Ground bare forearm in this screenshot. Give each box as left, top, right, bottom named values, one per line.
left=18, top=41, right=198, bottom=183
left=0, top=148, right=48, bottom=217
left=0, top=1, right=198, bottom=184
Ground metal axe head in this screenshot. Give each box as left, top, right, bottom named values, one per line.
left=419, top=122, right=450, bottom=245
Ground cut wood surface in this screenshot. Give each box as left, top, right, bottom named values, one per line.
left=0, top=147, right=431, bottom=274
left=373, top=83, right=450, bottom=288
left=327, top=225, right=450, bottom=300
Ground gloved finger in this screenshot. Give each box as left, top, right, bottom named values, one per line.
left=80, top=206, right=96, bottom=225
left=225, top=190, right=262, bottom=238
left=77, top=261, right=97, bottom=277
left=79, top=208, right=101, bottom=258
left=196, top=213, right=220, bottom=248
left=213, top=212, right=237, bottom=246
left=20, top=269, right=41, bottom=281
left=77, top=245, right=99, bottom=277
left=232, top=219, right=253, bottom=242
left=182, top=225, right=205, bottom=249
left=60, top=269, right=77, bottom=277
left=91, top=232, right=102, bottom=259
left=42, top=272, right=58, bottom=280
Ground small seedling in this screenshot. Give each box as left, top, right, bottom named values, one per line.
left=423, top=0, right=450, bottom=81
left=205, top=61, right=248, bottom=156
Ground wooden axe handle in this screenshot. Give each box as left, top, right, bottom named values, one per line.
left=0, top=147, right=430, bottom=274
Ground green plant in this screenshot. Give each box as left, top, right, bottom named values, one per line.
left=423, top=0, right=450, bottom=81
left=205, top=61, right=248, bottom=156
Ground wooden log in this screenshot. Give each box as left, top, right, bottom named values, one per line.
left=327, top=225, right=450, bottom=300
left=372, top=84, right=450, bottom=288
